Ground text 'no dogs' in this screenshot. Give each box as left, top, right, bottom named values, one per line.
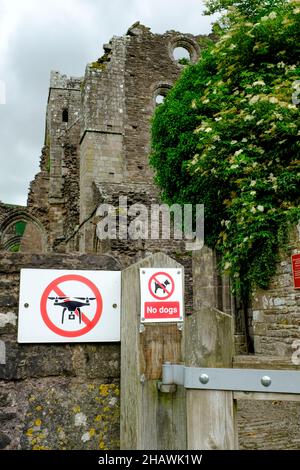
left=140, top=268, right=183, bottom=323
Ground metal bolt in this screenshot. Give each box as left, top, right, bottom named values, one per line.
left=24, top=303, right=29, bottom=308
left=261, top=375, right=272, bottom=387
left=139, top=324, right=145, bottom=334
left=199, top=373, right=209, bottom=385
left=142, top=270, right=146, bottom=274
left=177, top=271, right=181, bottom=274
left=177, top=322, right=183, bottom=331
left=141, top=317, right=145, bottom=322
left=112, top=303, right=118, bottom=309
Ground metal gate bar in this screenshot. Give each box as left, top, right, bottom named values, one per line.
left=162, top=363, right=300, bottom=394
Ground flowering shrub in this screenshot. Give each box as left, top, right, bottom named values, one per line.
left=151, top=0, right=300, bottom=296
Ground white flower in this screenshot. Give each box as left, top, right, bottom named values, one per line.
left=249, top=95, right=260, bottom=105
left=224, top=262, right=231, bottom=270
left=250, top=191, right=256, bottom=196
left=229, top=44, right=237, bottom=50
left=250, top=180, right=256, bottom=187
left=262, top=12, right=277, bottom=21
left=225, top=220, right=230, bottom=228
left=294, top=8, right=300, bottom=14
left=234, top=149, right=243, bottom=156
left=269, top=12, right=277, bottom=20
left=250, top=207, right=256, bottom=213
left=215, top=117, right=222, bottom=122
left=191, top=154, right=199, bottom=165
left=273, top=112, right=283, bottom=120
left=203, top=98, right=210, bottom=104
left=253, top=80, right=266, bottom=86
left=257, top=205, right=264, bottom=212
left=231, top=140, right=238, bottom=145
left=231, top=164, right=239, bottom=169
left=244, top=115, right=255, bottom=121
left=205, top=127, right=212, bottom=133
left=212, top=135, right=221, bottom=141
left=269, top=174, right=277, bottom=184
left=191, top=100, right=197, bottom=109
left=257, top=119, right=264, bottom=125
left=242, top=138, right=248, bottom=143
left=269, top=97, right=278, bottom=104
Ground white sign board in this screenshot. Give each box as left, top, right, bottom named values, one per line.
left=18, top=269, right=121, bottom=343
left=140, top=268, right=184, bottom=323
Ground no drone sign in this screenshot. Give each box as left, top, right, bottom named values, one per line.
left=139, top=268, right=184, bottom=323
left=18, top=269, right=121, bottom=343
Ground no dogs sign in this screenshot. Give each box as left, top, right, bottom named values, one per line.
left=18, top=269, right=121, bottom=343
left=140, top=268, right=183, bottom=323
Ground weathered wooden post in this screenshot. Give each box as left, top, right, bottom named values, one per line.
left=120, top=252, right=186, bottom=449
left=185, top=247, right=237, bottom=449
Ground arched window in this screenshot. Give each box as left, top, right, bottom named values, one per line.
left=169, top=38, right=200, bottom=67
left=173, top=46, right=191, bottom=65
left=154, top=85, right=172, bottom=107
left=62, top=109, right=69, bottom=123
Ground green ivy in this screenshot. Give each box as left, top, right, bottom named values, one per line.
left=151, top=0, right=300, bottom=297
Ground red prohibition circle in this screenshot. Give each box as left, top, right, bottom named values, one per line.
left=148, top=271, right=175, bottom=300
left=40, top=274, right=103, bottom=338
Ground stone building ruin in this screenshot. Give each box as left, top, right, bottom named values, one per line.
left=1, top=22, right=202, bottom=256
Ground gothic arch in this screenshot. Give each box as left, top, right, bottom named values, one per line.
left=0, top=211, right=47, bottom=252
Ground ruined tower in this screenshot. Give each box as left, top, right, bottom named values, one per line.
left=10, top=22, right=201, bottom=263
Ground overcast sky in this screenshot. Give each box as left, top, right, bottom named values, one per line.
left=0, top=0, right=213, bottom=206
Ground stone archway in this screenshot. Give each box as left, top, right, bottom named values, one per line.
left=0, top=211, right=47, bottom=253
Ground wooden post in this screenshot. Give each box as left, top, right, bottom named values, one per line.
left=185, top=248, right=237, bottom=449
left=120, top=252, right=186, bottom=450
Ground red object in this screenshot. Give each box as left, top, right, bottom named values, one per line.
left=144, top=301, right=180, bottom=320
left=40, top=274, right=103, bottom=337
left=292, top=254, right=300, bottom=289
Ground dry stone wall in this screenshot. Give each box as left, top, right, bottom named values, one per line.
left=0, top=253, right=120, bottom=450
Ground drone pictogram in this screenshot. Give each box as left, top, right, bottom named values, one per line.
left=48, top=296, right=96, bottom=324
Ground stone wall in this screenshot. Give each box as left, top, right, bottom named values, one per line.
left=251, top=228, right=300, bottom=357
left=0, top=253, right=120, bottom=450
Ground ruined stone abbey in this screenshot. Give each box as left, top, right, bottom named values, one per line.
left=0, top=22, right=202, bottom=258
left=0, top=24, right=299, bottom=450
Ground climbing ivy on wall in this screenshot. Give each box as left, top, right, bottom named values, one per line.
left=151, top=0, right=300, bottom=298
